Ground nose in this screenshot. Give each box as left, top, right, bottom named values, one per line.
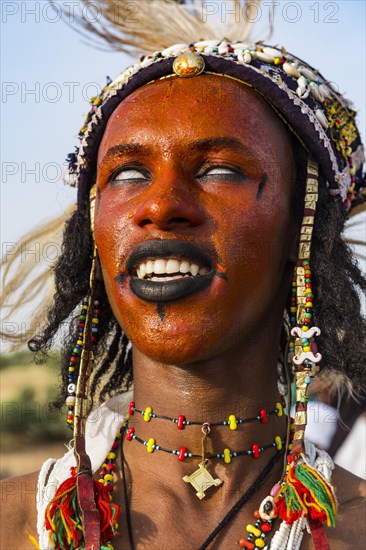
left=133, top=174, right=205, bottom=231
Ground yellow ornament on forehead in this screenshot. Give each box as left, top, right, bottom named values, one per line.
left=173, top=51, right=205, bottom=78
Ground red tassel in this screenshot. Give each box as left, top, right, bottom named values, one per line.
left=45, top=468, right=120, bottom=549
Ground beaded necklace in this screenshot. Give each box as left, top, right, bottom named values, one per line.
left=119, top=422, right=287, bottom=550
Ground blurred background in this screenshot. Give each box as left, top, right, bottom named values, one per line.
left=1, top=0, right=365, bottom=479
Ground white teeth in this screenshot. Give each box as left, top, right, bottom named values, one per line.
left=135, top=257, right=211, bottom=279
left=180, top=260, right=190, bottom=273
left=151, top=275, right=186, bottom=282
left=190, top=264, right=199, bottom=276
left=166, top=259, right=180, bottom=274
left=153, top=259, right=166, bottom=274
left=139, top=263, right=146, bottom=278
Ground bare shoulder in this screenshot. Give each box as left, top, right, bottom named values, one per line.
left=303, top=465, right=365, bottom=549
left=295, top=465, right=365, bottom=550
left=0, top=471, right=40, bottom=549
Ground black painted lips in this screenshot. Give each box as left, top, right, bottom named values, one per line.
left=125, top=239, right=214, bottom=303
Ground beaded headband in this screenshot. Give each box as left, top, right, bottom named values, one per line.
left=63, top=40, right=364, bottom=213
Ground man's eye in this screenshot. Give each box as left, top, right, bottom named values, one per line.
left=197, top=165, right=246, bottom=182
left=111, top=167, right=150, bottom=185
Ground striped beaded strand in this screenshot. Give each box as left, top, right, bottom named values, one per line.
left=66, top=298, right=100, bottom=428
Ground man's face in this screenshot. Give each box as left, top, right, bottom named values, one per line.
left=94, top=75, right=297, bottom=364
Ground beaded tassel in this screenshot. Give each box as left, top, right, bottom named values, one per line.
left=66, top=299, right=100, bottom=428
left=273, top=160, right=337, bottom=549
left=46, top=186, right=121, bottom=549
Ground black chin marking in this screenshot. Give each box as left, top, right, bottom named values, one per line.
left=256, top=174, right=267, bottom=201
left=157, top=303, right=165, bottom=321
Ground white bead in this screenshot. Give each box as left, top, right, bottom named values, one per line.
left=315, top=108, right=329, bottom=129
left=256, top=51, right=275, bottom=63
left=310, top=82, right=324, bottom=102
left=66, top=395, right=76, bottom=406
left=299, top=66, right=319, bottom=81
left=263, top=46, right=283, bottom=58
left=283, top=62, right=300, bottom=78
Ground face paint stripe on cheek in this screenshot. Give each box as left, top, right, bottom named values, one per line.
left=256, top=174, right=268, bottom=201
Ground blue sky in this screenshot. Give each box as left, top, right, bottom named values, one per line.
left=1, top=0, right=365, bottom=244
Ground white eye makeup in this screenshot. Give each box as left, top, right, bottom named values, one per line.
left=197, top=164, right=246, bottom=183
left=111, top=166, right=151, bottom=185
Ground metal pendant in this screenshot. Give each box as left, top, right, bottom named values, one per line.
left=183, top=461, right=222, bottom=500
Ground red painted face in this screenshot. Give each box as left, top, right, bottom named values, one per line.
left=95, top=75, right=297, bottom=364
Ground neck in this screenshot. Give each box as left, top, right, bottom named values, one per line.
left=123, top=321, right=288, bottom=505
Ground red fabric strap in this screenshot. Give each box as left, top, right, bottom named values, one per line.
left=308, top=517, right=331, bottom=550
left=75, top=434, right=101, bottom=549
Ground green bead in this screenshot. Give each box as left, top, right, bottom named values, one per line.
left=80, top=315, right=86, bottom=320
left=305, top=313, right=312, bottom=319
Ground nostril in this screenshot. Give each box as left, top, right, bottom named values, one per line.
left=139, top=216, right=192, bottom=229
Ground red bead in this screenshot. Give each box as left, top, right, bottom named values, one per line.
left=178, top=447, right=187, bottom=461
left=126, top=427, right=135, bottom=441
left=177, top=415, right=186, bottom=430
left=239, top=540, right=255, bottom=549
left=100, top=470, right=106, bottom=476
left=254, top=510, right=261, bottom=519
left=112, top=441, right=119, bottom=450
left=128, top=401, right=135, bottom=415
left=106, top=464, right=115, bottom=471
left=70, top=356, right=77, bottom=363
left=252, top=443, right=260, bottom=459
left=262, top=523, right=272, bottom=533
left=105, top=484, right=113, bottom=492
left=260, top=409, right=267, bottom=423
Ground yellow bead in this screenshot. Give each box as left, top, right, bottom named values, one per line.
left=92, top=318, right=99, bottom=324
left=223, top=448, right=231, bottom=464
left=246, top=524, right=261, bottom=538
left=68, top=366, right=75, bottom=372
left=274, top=435, right=283, bottom=450
left=274, top=57, right=281, bottom=65
left=77, top=340, right=83, bottom=346
left=144, top=407, right=152, bottom=422
left=147, top=437, right=155, bottom=453
left=290, top=307, right=296, bottom=313
left=255, top=539, right=265, bottom=548
left=302, top=325, right=309, bottom=331
left=228, top=414, right=237, bottom=430
left=303, top=346, right=311, bottom=352
left=98, top=478, right=105, bottom=484
left=107, top=452, right=116, bottom=460
left=307, top=303, right=313, bottom=308
left=104, top=473, right=113, bottom=482
left=66, top=418, right=73, bottom=424
left=305, top=288, right=312, bottom=294
left=349, top=166, right=355, bottom=175
left=275, top=402, right=283, bottom=417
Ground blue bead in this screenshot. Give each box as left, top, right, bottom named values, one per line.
left=305, top=377, right=312, bottom=384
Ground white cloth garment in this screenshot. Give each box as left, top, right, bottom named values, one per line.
left=36, top=391, right=132, bottom=549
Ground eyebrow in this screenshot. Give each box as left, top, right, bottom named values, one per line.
left=99, top=137, right=256, bottom=167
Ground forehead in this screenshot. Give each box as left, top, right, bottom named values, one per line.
left=98, top=74, right=292, bottom=160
